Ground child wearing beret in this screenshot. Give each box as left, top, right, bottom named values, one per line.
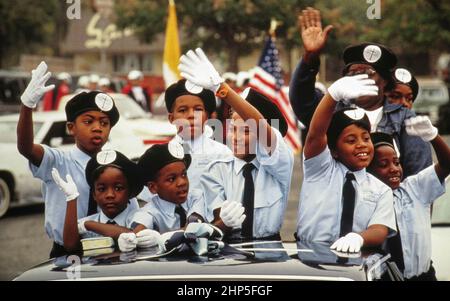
left=386, top=68, right=419, bottom=110
left=178, top=48, right=294, bottom=241
left=52, top=150, right=159, bottom=253
left=368, top=119, right=450, bottom=280
left=17, top=62, right=127, bottom=257
left=295, top=72, right=397, bottom=253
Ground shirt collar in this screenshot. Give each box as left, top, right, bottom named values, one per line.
left=181, top=133, right=207, bottom=153
left=70, top=145, right=92, bottom=168
left=152, top=194, right=187, bottom=217
left=233, top=157, right=260, bottom=175
left=99, top=205, right=131, bottom=226
left=339, top=163, right=367, bottom=185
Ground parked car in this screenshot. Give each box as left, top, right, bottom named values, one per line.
left=13, top=240, right=402, bottom=281
left=431, top=178, right=450, bottom=280
left=0, top=112, right=73, bottom=217
left=414, top=78, right=449, bottom=124
left=0, top=70, right=30, bottom=115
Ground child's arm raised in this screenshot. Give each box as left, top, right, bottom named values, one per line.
left=51, top=168, right=81, bottom=252
left=17, top=62, right=55, bottom=167
left=405, top=116, right=450, bottom=181
left=178, top=48, right=276, bottom=153
left=304, top=74, right=378, bottom=159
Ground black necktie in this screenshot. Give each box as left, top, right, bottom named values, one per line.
left=106, top=220, right=116, bottom=225
left=87, top=191, right=98, bottom=216
left=340, top=172, right=356, bottom=237
left=175, top=205, right=187, bottom=228
left=387, top=220, right=405, bottom=273
left=242, top=163, right=256, bottom=238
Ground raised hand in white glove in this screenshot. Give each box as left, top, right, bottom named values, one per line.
left=21, top=61, right=55, bottom=108
left=405, top=115, right=438, bottom=142
left=51, top=168, right=79, bottom=202
left=136, top=229, right=161, bottom=248
left=327, top=74, right=378, bottom=102
left=219, top=200, right=246, bottom=229
left=178, top=48, right=224, bottom=93
left=330, top=232, right=364, bottom=253
left=118, top=232, right=137, bottom=252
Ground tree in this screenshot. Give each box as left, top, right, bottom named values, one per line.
left=115, top=0, right=310, bottom=72
left=0, top=0, right=69, bottom=68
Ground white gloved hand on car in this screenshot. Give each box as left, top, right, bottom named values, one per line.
left=178, top=48, right=224, bottom=93
left=51, top=168, right=80, bottom=202
left=405, top=115, right=438, bottom=142
left=118, top=232, right=137, bottom=252
left=327, top=74, right=378, bottom=102
left=21, top=61, right=55, bottom=108
left=219, top=200, right=246, bottom=229
left=330, top=232, right=364, bottom=253
left=157, top=230, right=185, bottom=253
left=136, top=229, right=161, bottom=248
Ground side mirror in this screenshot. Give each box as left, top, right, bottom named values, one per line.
left=50, top=137, right=63, bottom=148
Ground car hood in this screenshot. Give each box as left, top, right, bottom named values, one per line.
left=14, top=241, right=390, bottom=281
left=124, top=118, right=177, bottom=138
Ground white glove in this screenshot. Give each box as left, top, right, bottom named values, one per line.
left=405, top=115, right=438, bottom=142
left=136, top=229, right=161, bottom=248
left=327, top=74, right=378, bottom=102
left=330, top=232, right=364, bottom=253
left=118, top=232, right=137, bottom=252
left=157, top=230, right=185, bottom=253
left=51, top=168, right=79, bottom=202
left=219, top=200, right=246, bottom=229
left=21, top=61, right=55, bottom=108
left=178, top=48, right=224, bottom=93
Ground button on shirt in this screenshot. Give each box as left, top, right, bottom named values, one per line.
left=78, top=205, right=138, bottom=239
left=296, top=147, right=396, bottom=242
left=131, top=189, right=206, bottom=233
left=29, top=145, right=92, bottom=245
left=393, top=165, right=446, bottom=279
left=201, top=129, right=294, bottom=238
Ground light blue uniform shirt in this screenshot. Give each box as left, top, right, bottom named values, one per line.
left=78, top=205, right=138, bottom=238
left=393, top=165, right=446, bottom=278
left=296, top=147, right=396, bottom=242
left=29, top=145, right=140, bottom=245
left=200, top=129, right=294, bottom=238
left=29, top=145, right=92, bottom=245
left=132, top=188, right=206, bottom=233
left=138, top=132, right=232, bottom=206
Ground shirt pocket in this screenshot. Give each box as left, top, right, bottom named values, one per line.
left=354, top=193, right=378, bottom=231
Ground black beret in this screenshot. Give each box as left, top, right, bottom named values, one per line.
left=371, top=132, right=395, bottom=150
left=342, top=43, right=397, bottom=77
left=138, top=142, right=192, bottom=182
left=65, top=91, right=120, bottom=127
left=327, top=108, right=371, bottom=149
left=241, top=88, right=288, bottom=137
left=392, top=68, right=419, bottom=101
left=85, top=150, right=143, bottom=198
left=165, top=79, right=216, bottom=114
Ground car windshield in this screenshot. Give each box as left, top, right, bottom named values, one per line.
left=0, top=121, right=43, bottom=143
left=431, top=180, right=450, bottom=226
left=112, top=94, right=148, bottom=119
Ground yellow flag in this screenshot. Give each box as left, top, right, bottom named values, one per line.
left=163, top=0, right=181, bottom=88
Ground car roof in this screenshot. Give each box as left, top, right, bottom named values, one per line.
left=0, top=111, right=66, bottom=122
left=14, top=241, right=389, bottom=281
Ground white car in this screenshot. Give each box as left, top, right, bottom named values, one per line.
left=431, top=178, right=450, bottom=280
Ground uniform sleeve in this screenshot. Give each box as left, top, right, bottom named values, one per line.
left=187, top=189, right=207, bottom=220
left=200, top=163, right=227, bottom=212
left=368, top=188, right=397, bottom=235
left=401, top=165, right=446, bottom=206
left=78, top=214, right=101, bottom=239
left=399, top=111, right=433, bottom=178
left=131, top=205, right=156, bottom=230
left=256, top=128, right=294, bottom=187
left=303, top=147, right=334, bottom=182
left=28, top=145, right=62, bottom=181
left=289, top=58, right=323, bottom=134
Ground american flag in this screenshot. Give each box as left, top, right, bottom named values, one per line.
left=248, top=36, right=302, bottom=153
